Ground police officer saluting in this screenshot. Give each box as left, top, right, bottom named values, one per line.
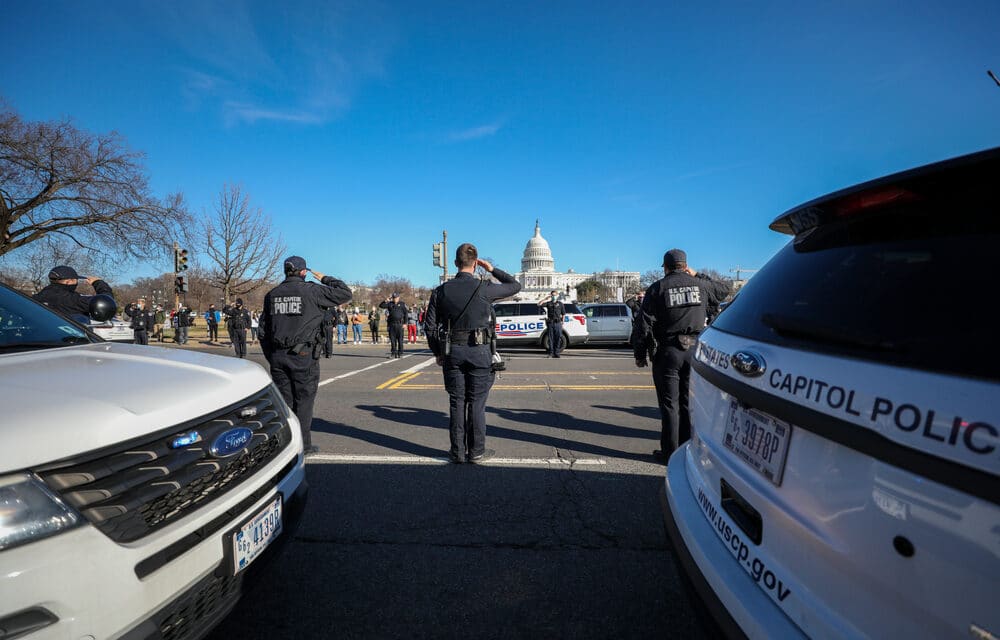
left=379, top=293, right=409, bottom=358
left=633, top=249, right=731, bottom=462
left=223, top=298, right=252, bottom=358
left=33, top=265, right=113, bottom=318
left=125, top=299, right=154, bottom=345
left=537, top=290, right=565, bottom=358
left=259, top=256, right=352, bottom=455
left=425, top=243, right=521, bottom=463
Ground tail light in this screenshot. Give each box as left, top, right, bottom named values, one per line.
left=572, top=315, right=586, bottom=325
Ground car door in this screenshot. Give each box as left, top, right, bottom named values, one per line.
left=582, top=305, right=605, bottom=340
left=605, top=305, right=631, bottom=342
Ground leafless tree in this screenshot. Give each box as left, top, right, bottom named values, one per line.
left=202, top=184, right=284, bottom=305
left=0, top=101, right=189, bottom=262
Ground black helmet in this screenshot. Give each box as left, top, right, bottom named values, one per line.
left=89, top=294, right=117, bottom=322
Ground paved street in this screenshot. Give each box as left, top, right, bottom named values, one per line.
left=190, top=341, right=711, bottom=639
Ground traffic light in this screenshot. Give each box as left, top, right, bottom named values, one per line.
left=174, top=247, right=189, bottom=272
left=174, top=276, right=188, bottom=293
left=432, top=243, right=442, bottom=267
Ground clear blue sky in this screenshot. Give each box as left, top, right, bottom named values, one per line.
left=4, top=1, right=999, bottom=286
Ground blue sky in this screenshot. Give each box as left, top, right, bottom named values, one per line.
left=3, top=1, right=999, bottom=287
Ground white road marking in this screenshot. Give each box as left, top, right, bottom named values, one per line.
left=400, top=357, right=437, bottom=374
left=318, top=354, right=414, bottom=386
left=307, top=454, right=607, bottom=466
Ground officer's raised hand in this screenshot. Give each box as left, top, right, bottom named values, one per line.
left=475, top=258, right=493, bottom=272
left=309, top=269, right=326, bottom=281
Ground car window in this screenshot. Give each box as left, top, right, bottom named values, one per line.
left=519, top=303, right=543, bottom=316
left=494, top=304, right=517, bottom=316
left=712, top=200, right=999, bottom=381
left=563, top=304, right=581, bottom=314
left=0, top=286, right=92, bottom=352
left=583, top=306, right=597, bottom=318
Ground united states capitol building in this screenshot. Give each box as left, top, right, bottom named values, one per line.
left=512, top=221, right=639, bottom=302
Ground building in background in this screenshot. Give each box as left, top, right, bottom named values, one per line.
left=512, top=221, right=639, bottom=302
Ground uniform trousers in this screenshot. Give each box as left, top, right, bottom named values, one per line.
left=231, top=328, right=247, bottom=358
left=442, top=343, right=495, bottom=460
left=388, top=323, right=405, bottom=355
left=651, top=342, right=693, bottom=455
left=133, top=329, right=148, bottom=345
left=546, top=321, right=563, bottom=356
left=268, top=349, right=321, bottom=448
left=323, top=325, right=333, bottom=356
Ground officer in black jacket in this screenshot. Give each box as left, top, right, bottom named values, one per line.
left=223, top=299, right=252, bottom=358
left=33, top=265, right=114, bottom=318
left=259, top=256, right=352, bottom=455
left=379, top=293, right=409, bottom=358
left=424, top=243, right=521, bottom=463
left=125, top=299, right=155, bottom=345
left=633, top=249, right=731, bottom=462
left=537, top=290, right=565, bottom=358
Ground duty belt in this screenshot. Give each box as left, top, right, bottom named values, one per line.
left=449, top=328, right=491, bottom=344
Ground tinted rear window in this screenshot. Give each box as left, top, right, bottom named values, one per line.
left=713, top=199, right=999, bottom=381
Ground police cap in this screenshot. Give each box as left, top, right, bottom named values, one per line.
left=663, top=249, right=687, bottom=269
left=49, top=265, right=80, bottom=281
left=284, top=256, right=308, bottom=273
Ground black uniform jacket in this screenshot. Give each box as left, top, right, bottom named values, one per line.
left=633, top=271, right=731, bottom=359
left=33, top=280, right=113, bottom=318
left=126, top=307, right=155, bottom=332
left=539, top=299, right=565, bottom=323
left=259, top=274, right=352, bottom=355
left=223, top=306, right=251, bottom=331
left=424, top=268, right=521, bottom=358
left=379, top=300, right=409, bottom=325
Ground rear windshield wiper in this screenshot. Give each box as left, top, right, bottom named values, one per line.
left=761, top=313, right=904, bottom=353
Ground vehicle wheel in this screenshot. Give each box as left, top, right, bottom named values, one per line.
left=541, top=331, right=568, bottom=353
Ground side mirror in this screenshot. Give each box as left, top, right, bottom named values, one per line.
left=89, top=294, right=117, bottom=322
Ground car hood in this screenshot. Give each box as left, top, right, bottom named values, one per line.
left=0, top=343, right=272, bottom=472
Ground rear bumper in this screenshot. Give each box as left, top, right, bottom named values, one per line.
left=661, top=445, right=804, bottom=640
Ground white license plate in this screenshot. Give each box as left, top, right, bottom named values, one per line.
left=723, top=401, right=792, bottom=486
left=232, top=496, right=283, bottom=575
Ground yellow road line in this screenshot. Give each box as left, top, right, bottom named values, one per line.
left=376, top=372, right=416, bottom=390
left=390, top=372, right=422, bottom=389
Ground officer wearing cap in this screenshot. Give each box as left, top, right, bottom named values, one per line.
left=223, top=298, right=252, bottom=358
left=424, top=243, right=521, bottom=463
left=379, top=292, right=409, bottom=358
left=537, top=290, right=565, bottom=358
left=259, top=255, right=352, bottom=455
left=633, top=249, right=731, bottom=462
left=125, top=298, right=154, bottom=345
left=33, top=265, right=114, bottom=318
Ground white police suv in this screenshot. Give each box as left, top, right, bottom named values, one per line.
left=661, top=148, right=999, bottom=639
left=493, top=301, right=588, bottom=351
left=0, top=284, right=307, bottom=639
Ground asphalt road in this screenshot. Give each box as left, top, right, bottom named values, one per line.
left=184, top=339, right=712, bottom=639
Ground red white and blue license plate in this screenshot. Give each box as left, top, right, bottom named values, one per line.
left=723, top=401, right=792, bottom=486
left=232, top=496, right=282, bottom=575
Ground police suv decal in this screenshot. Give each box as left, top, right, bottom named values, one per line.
left=495, top=315, right=576, bottom=337
left=695, top=329, right=999, bottom=474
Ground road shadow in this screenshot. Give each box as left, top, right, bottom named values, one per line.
left=313, top=417, right=444, bottom=458
left=347, top=405, right=656, bottom=462
left=205, top=463, right=710, bottom=640
left=592, top=403, right=661, bottom=421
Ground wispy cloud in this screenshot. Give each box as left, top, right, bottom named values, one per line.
left=447, top=121, right=505, bottom=142
left=149, top=1, right=396, bottom=126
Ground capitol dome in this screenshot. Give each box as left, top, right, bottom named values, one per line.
left=521, top=220, right=555, bottom=272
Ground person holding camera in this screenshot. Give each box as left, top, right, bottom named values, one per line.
left=424, top=243, right=521, bottom=464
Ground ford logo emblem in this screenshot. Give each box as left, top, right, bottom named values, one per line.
left=731, top=350, right=766, bottom=378
left=210, top=427, right=254, bottom=458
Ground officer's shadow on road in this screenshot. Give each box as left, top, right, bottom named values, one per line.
left=591, top=404, right=660, bottom=421
left=341, top=405, right=657, bottom=462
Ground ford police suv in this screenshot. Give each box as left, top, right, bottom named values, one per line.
left=662, top=147, right=999, bottom=639
left=493, top=301, right=588, bottom=351
left=0, top=284, right=307, bottom=639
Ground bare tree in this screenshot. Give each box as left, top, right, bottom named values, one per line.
left=639, top=269, right=662, bottom=289
left=0, top=101, right=189, bottom=261
left=202, top=184, right=284, bottom=305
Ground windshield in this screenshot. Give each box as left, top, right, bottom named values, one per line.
left=0, top=285, right=94, bottom=353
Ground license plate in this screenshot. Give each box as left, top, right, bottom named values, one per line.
left=723, top=401, right=792, bottom=486
left=231, top=496, right=283, bottom=575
